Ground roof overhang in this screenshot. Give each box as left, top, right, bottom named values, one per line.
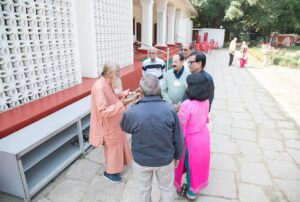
left=184, top=0, right=197, bottom=16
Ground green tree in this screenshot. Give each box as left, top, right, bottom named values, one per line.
left=191, top=0, right=300, bottom=38
left=191, top=0, right=231, bottom=28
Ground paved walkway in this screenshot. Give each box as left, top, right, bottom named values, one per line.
left=1, top=49, right=300, bottom=202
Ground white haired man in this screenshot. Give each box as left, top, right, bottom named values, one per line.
left=142, top=47, right=166, bottom=85
left=121, top=74, right=184, bottom=202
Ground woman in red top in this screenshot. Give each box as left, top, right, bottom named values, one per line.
left=240, top=41, right=248, bottom=68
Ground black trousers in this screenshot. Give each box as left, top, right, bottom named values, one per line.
left=229, top=53, right=234, bottom=66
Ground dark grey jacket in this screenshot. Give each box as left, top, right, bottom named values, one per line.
left=120, top=96, right=184, bottom=167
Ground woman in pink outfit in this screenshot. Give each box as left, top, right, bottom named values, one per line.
left=239, top=41, right=248, bottom=68
left=174, top=73, right=210, bottom=200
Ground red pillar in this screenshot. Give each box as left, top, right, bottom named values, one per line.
left=204, top=32, right=208, bottom=42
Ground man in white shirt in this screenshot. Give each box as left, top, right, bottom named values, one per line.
left=228, top=37, right=237, bottom=66
left=142, top=47, right=166, bottom=86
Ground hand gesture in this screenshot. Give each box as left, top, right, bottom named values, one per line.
left=174, top=160, right=179, bottom=168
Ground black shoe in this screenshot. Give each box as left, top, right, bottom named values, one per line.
left=83, top=134, right=89, bottom=142
left=177, top=183, right=187, bottom=197
left=103, top=172, right=122, bottom=183
left=71, top=138, right=79, bottom=146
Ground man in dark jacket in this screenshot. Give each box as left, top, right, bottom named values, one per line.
left=183, top=51, right=214, bottom=111
left=120, top=74, right=184, bottom=202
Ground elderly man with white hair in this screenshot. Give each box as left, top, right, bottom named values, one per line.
left=142, top=47, right=166, bottom=85
left=89, top=62, right=139, bottom=183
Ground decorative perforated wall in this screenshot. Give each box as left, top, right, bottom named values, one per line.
left=0, top=0, right=81, bottom=112
left=94, top=0, right=133, bottom=75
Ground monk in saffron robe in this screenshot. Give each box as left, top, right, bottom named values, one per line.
left=89, top=62, right=135, bottom=183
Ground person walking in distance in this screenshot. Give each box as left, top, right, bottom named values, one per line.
left=228, top=37, right=237, bottom=66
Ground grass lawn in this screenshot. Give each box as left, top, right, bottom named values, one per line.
left=285, top=46, right=300, bottom=52
left=248, top=45, right=300, bottom=68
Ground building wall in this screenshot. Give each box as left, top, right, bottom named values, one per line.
left=94, top=0, right=133, bottom=75
left=133, top=4, right=142, bottom=23
left=0, top=0, right=81, bottom=112
left=196, top=28, right=225, bottom=47
left=75, top=0, right=97, bottom=78
left=0, top=0, right=193, bottom=112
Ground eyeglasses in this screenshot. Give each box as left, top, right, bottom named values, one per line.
left=187, top=61, right=197, bottom=65
left=182, top=48, right=189, bottom=51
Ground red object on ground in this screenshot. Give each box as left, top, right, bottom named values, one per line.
left=240, top=59, right=246, bottom=68
left=201, top=42, right=209, bottom=52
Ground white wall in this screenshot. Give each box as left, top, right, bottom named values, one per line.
left=93, top=0, right=133, bottom=75
left=0, top=0, right=82, bottom=112
left=75, top=0, right=98, bottom=78
left=196, top=28, right=225, bottom=48
left=76, top=0, right=134, bottom=77
left=133, top=4, right=142, bottom=23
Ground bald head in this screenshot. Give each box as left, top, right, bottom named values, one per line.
left=148, top=47, right=157, bottom=60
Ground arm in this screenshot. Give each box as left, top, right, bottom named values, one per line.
left=208, top=78, right=215, bottom=112
left=162, top=61, right=166, bottom=73
left=93, top=87, right=125, bottom=118
left=161, top=77, right=173, bottom=104
left=177, top=102, right=191, bottom=137
left=142, top=61, right=146, bottom=75
left=117, top=89, right=129, bottom=99
left=173, top=112, right=184, bottom=160
left=120, top=111, right=132, bottom=134
left=181, top=91, right=188, bottom=103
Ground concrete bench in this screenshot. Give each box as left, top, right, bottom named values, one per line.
left=0, top=78, right=97, bottom=201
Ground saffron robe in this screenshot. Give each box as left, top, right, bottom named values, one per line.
left=89, top=77, right=132, bottom=173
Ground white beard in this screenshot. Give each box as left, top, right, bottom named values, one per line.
left=113, top=75, right=123, bottom=94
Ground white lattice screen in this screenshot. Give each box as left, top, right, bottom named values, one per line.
left=94, top=0, right=133, bottom=75
left=0, top=0, right=81, bottom=112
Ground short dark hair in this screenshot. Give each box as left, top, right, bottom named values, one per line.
left=175, top=52, right=185, bottom=61
left=189, top=51, right=206, bottom=68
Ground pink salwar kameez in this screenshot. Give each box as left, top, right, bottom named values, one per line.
left=174, top=99, right=210, bottom=194
left=240, top=45, right=248, bottom=68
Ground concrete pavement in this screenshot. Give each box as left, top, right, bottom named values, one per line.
left=1, top=49, right=300, bottom=202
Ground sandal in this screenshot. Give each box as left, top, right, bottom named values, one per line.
left=176, top=183, right=187, bottom=197
left=185, top=190, right=196, bottom=201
